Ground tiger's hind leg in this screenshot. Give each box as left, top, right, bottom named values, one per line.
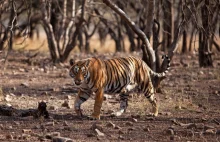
left=145, top=87, right=159, bottom=117
left=146, top=94, right=158, bottom=116
left=112, top=92, right=129, bottom=117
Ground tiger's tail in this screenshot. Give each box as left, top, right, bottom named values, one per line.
left=150, top=55, right=170, bottom=78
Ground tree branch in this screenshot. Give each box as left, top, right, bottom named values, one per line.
left=102, top=0, right=156, bottom=70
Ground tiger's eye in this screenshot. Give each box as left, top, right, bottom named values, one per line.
left=81, top=67, right=85, bottom=72
left=74, top=66, right=79, bottom=73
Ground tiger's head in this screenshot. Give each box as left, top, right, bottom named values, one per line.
left=69, top=59, right=90, bottom=86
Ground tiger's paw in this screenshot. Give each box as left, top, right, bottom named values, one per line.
left=75, top=108, right=83, bottom=117
left=148, top=112, right=158, bottom=117
left=88, top=113, right=100, bottom=120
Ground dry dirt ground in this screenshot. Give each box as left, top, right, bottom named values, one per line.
left=0, top=50, right=220, bottom=142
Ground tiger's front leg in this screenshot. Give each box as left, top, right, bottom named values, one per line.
left=74, top=90, right=90, bottom=117
left=91, top=88, right=104, bottom=120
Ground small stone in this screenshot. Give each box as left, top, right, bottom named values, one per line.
left=95, top=129, right=105, bottom=137
left=18, top=68, right=24, bottom=72
left=20, top=82, right=29, bottom=88
left=106, top=121, right=115, bottom=128
left=199, top=71, right=204, bottom=75
left=131, top=118, right=138, bottom=122
left=125, top=122, right=133, bottom=126
left=5, top=95, right=12, bottom=102
left=204, top=129, right=215, bottom=135
left=52, top=136, right=73, bottom=142
left=63, top=121, right=69, bottom=126
left=143, top=127, right=150, bottom=132
left=22, top=129, right=32, bottom=133
left=118, top=135, right=124, bottom=140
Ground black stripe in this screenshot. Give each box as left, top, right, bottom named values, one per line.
left=79, top=96, right=87, bottom=102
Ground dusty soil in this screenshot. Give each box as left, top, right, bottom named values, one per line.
left=0, top=50, right=220, bottom=142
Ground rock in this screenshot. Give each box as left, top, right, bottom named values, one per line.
left=52, top=136, right=73, bottom=142
left=61, top=100, right=71, bottom=109
left=22, top=129, right=32, bottom=133
left=95, top=129, right=105, bottom=137
left=125, top=122, right=133, bottom=126
left=106, top=121, right=115, bottom=128
left=20, top=82, right=29, bottom=88
left=5, top=95, right=12, bottom=102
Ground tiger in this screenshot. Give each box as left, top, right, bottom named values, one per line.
left=69, top=55, right=170, bottom=120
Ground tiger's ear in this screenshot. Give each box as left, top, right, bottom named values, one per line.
left=69, top=59, right=75, bottom=66
left=85, top=60, right=90, bottom=67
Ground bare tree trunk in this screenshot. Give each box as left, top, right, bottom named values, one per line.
left=188, top=27, right=195, bottom=52
left=41, top=0, right=59, bottom=63
left=162, top=0, right=173, bottom=51
left=181, top=30, right=187, bottom=54
left=199, top=0, right=213, bottom=67
left=142, top=0, right=155, bottom=68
